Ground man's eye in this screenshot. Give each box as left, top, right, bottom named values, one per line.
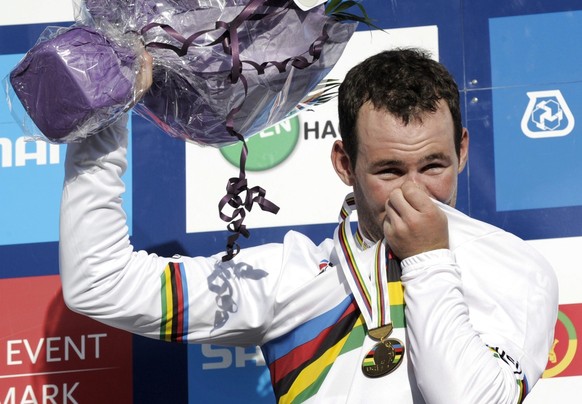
left=377, top=168, right=402, bottom=176
left=423, top=164, right=445, bottom=172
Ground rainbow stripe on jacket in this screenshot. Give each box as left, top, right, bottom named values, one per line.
left=261, top=296, right=365, bottom=403
left=160, top=262, right=190, bottom=342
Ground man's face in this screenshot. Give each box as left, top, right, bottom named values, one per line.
left=333, top=100, right=468, bottom=242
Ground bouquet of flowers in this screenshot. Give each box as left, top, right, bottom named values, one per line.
left=7, top=0, right=357, bottom=145
left=7, top=0, right=365, bottom=259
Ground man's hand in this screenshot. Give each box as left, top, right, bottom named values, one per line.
left=383, top=181, right=449, bottom=260
left=131, top=50, right=153, bottom=106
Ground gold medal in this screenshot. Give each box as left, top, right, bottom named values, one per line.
left=368, top=324, right=393, bottom=341
left=362, top=323, right=404, bottom=377
left=335, top=195, right=407, bottom=378
left=362, top=338, right=405, bottom=378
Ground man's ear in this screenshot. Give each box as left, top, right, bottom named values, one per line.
left=331, top=140, right=355, bottom=186
left=458, top=128, right=469, bottom=173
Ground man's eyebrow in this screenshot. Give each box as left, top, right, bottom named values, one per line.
left=371, top=153, right=451, bottom=169
left=370, top=159, right=405, bottom=169
left=420, top=152, right=452, bottom=164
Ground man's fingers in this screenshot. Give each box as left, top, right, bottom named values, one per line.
left=384, top=182, right=449, bottom=259
left=385, top=182, right=428, bottom=220
left=385, top=187, right=404, bottom=221
left=400, top=181, right=433, bottom=212
left=134, top=50, right=153, bottom=102
left=384, top=188, right=408, bottom=239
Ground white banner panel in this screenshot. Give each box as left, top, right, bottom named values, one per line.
left=525, top=376, right=582, bottom=403
left=527, top=236, right=582, bottom=305
left=1, top=0, right=74, bottom=26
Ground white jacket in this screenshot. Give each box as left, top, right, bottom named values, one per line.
left=60, top=117, right=558, bottom=403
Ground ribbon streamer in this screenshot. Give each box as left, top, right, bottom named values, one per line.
left=143, top=0, right=331, bottom=260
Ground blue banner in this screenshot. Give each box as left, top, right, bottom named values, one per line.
left=490, top=11, right=582, bottom=211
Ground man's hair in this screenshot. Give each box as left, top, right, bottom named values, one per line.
left=337, top=48, right=462, bottom=166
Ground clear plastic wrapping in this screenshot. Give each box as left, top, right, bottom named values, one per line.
left=6, top=0, right=356, bottom=145
left=7, top=25, right=142, bottom=142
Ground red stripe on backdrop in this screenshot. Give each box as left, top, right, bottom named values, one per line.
left=0, top=276, right=133, bottom=403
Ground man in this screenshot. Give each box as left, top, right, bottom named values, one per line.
left=59, top=48, right=558, bottom=403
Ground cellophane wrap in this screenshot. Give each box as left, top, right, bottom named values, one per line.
left=6, top=0, right=356, bottom=145
left=7, top=25, right=142, bottom=142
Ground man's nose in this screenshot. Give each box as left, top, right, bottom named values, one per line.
left=405, top=176, right=429, bottom=194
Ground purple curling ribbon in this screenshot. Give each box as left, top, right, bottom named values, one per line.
left=142, top=0, right=331, bottom=260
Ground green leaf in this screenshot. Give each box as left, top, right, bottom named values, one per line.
left=329, top=1, right=359, bottom=14
left=325, top=0, right=384, bottom=32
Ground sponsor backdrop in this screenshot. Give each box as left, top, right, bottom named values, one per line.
left=0, top=0, right=581, bottom=403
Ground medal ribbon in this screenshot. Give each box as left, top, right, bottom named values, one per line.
left=334, top=194, right=390, bottom=330
left=387, top=248, right=406, bottom=328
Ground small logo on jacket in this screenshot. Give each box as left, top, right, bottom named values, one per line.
left=318, top=259, right=334, bottom=274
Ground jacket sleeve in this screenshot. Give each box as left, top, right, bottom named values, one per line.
left=58, top=116, right=281, bottom=345
left=401, top=234, right=558, bottom=404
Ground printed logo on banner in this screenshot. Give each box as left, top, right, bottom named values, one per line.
left=220, top=116, right=301, bottom=171
left=490, top=11, right=582, bottom=212
left=521, top=90, right=575, bottom=138
left=0, top=53, right=133, bottom=245
left=0, top=276, right=132, bottom=403
left=188, top=344, right=274, bottom=403
left=543, top=304, right=582, bottom=378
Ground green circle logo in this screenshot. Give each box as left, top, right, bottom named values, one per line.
left=220, top=116, right=300, bottom=171
left=543, top=310, right=578, bottom=378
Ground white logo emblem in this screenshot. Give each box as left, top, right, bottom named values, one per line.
left=521, top=90, right=575, bottom=138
